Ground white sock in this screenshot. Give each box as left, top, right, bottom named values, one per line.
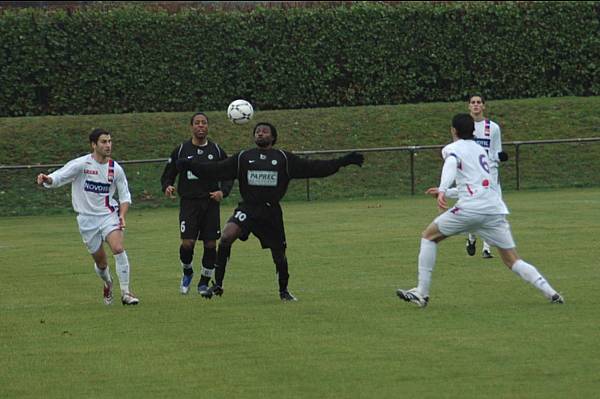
left=200, top=267, right=214, bottom=278
left=114, top=251, right=130, bottom=295
left=417, top=238, right=437, bottom=297
left=483, top=241, right=491, bottom=252
left=94, top=264, right=112, bottom=284
left=468, top=233, right=476, bottom=243
left=511, top=259, right=557, bottom=299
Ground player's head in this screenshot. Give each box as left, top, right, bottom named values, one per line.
left=468, top=95, right=486, bottom=116
left=253, top=122, right=277, bottom=147
left=190, top=112, right=208, bottom=125
left=89, top=128, right=112, bottom=157
left=190, top=112, right=209, bottom=142
left=451, top=113, right=475, bottom=140
left=89, top=128, right=111, bottom=144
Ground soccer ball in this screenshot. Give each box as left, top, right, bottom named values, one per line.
left=227, top=99, right=254, bottom=125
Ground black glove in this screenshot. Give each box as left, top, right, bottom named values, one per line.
left=339, top=152, right=364, bottom=167
left=498, top=151, right=509, bottom=162
left=176, top=158, right=191, bottom=172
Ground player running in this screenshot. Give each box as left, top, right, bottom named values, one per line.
left=176, top=122, right=364, bottom=301
left=36, top=128, right=139, bottom=306
left=396, top=114, right=563, bottom=308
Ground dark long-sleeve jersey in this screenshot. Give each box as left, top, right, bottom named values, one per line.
left=186, top=147, right=346, bottom=205
left=161, top=139, right=233, bottom=199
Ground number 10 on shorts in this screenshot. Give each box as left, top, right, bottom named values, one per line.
left=234, top=211, right=247, bottom=222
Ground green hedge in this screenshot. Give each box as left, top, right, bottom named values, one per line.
left=0, top=1, right=598, bottom=116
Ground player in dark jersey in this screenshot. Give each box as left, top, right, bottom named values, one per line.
left=161, top=112, right=233, bottom=295
left=176, top=122, right=364, bottom=301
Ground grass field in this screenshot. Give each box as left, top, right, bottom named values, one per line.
left=1, top=188, right=599, bottom=398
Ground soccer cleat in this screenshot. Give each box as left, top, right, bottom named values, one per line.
left=466, top=238, right=476, bottom=256
left=200, top=283, right=223, bottom=299
left=482, top=249, right=494, bottom=259
left=197, top=284, right=210, bottom=297
left=103, top=281, right=113, bottom=305
left=121, top=292, right=140, bottom=306
left=279, top=290, right=297, bottom=302
left=180, top=273, right=193, bottom=295
left=550, top=293, right=565, bottom=304
left=396, top=288, right=429, bottom=308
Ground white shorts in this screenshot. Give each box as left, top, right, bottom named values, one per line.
left=434, top=209, right=516, bottom=249
left=76, top=213, right=121, bottom=253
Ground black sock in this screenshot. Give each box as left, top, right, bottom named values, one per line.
left=199, top=247, right=217, bottom=286
left=214, top=244, right=231, bottom=287
left=180, top=245, right=194, bottom=274
left=275, top=259, right=290, bottom=293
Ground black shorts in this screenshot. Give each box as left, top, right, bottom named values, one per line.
left=179, top=198, right=221, bottom=241
left=228, top=202, right=286, bottom=249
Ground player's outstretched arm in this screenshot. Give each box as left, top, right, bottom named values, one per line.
left=339, top=152, right=364, bottom=167
left=177, top=155, right=238, bottom=181
left=288, top=151, right=364, bottom=179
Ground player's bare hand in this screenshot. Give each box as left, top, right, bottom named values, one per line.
left=425, top=187, right=440, bottom=198
left=119, top=216, right=126, bottom=229
left=209, top=190, right=224, bottom=202
left=36, top=173, right=52, bottom=185
left=437, top=192, right=448, bottom=210
left=165, top=185, right=176, bottom=198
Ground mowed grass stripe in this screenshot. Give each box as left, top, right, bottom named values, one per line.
left=1, top=188, right=598, bottom=398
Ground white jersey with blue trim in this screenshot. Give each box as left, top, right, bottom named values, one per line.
left=440, top=140, right=508, bottom=215
left=472, top=118, right=502, bottom=166
left=44, top=154, right=132, bottom=215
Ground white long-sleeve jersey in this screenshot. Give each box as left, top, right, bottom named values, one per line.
left=44, top=154, right=131, bottom=216
left=473, top=119, right=502, bottom=167
left=439, top=140, right=508, bottom=215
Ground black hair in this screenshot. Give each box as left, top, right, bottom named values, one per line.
left=190, top=112, right=209, bottom=125
left=452, top=113, right=475, bottom=139
left=468, top=94, right=486, bottom=104
left=253, top=122, right=278, bottom=145
left=89, top=128, right=111, bottom=144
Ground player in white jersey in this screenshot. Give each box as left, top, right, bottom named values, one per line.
left=465, top=95, right=507, bottom=259
left=396, top=114, right=563, bottom=308
left=36, top=128, right=139, bottom=306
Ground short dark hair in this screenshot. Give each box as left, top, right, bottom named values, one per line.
left=452, top=113, right=475, bottom=139
left=469, top=94, right=486, bottom=104
left=190, top=112, right=209, bottom=125
left=89, top=128, right=111, bottom=144
left=253, top=122, right=278, bottom=145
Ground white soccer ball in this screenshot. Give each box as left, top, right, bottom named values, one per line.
left=227, top=99, right=254, bottom=125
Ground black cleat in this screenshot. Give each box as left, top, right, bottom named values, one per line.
left=466, top=238, right=476, bottom=256
left=550, top=293, right=565, bottom=304
left=200, top=283, right=224, bottom=299
left=279, top=290, right=297, bottom=302
left=482, top=249, right=494, bottom=259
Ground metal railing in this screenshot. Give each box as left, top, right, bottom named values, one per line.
left=2, top=137, right=600, bottom=200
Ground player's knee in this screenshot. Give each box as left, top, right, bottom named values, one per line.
left=219, top=233, right=237, bottom=247
left=203, top=240, right=217, bottom=250
left=181, top=239, right=196, bottom=250
left=111, top=246, right=125, bottom=255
